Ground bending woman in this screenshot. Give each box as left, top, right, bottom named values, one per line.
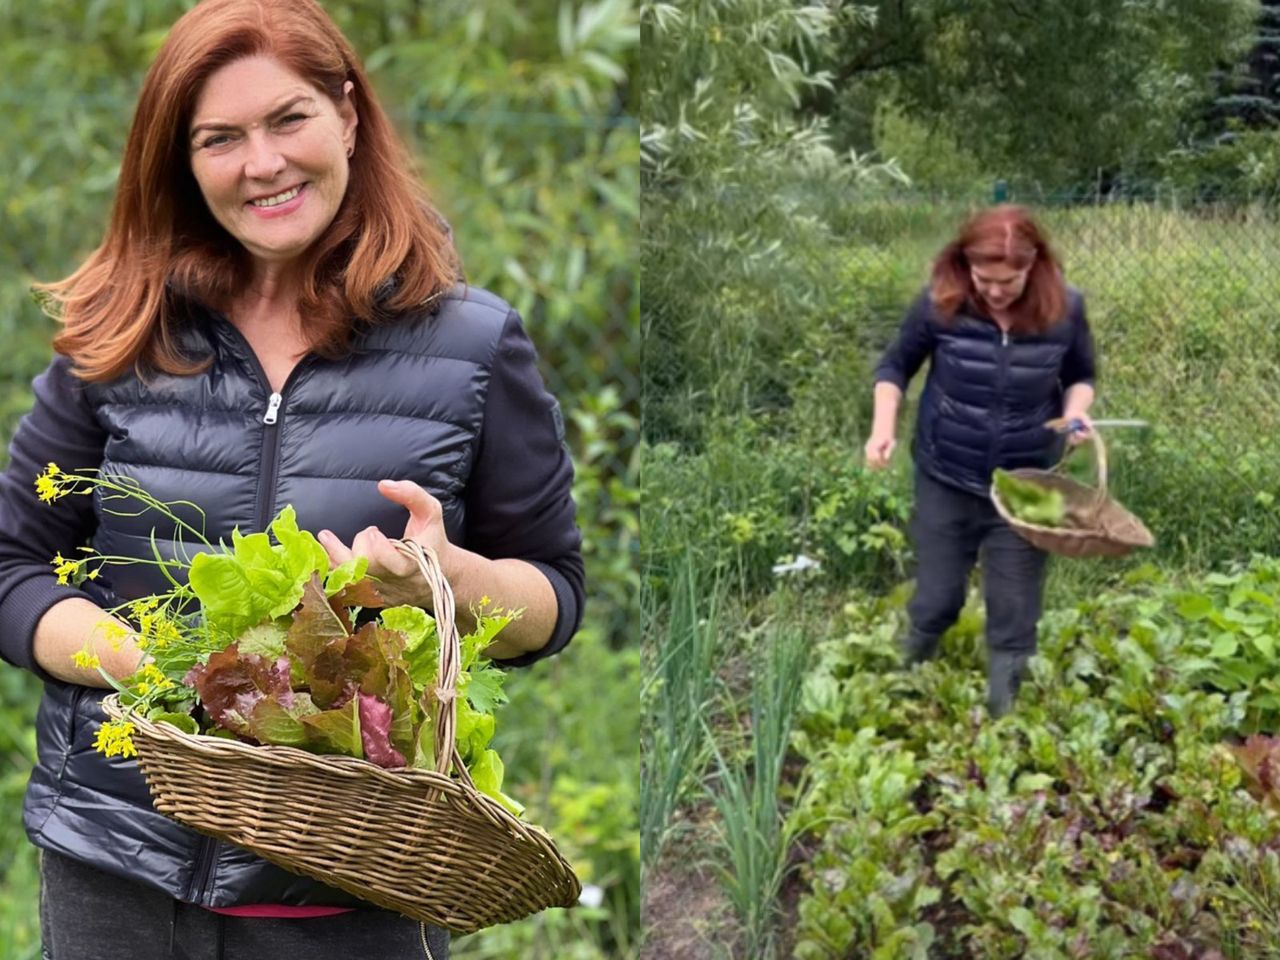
left=865, top=204, right=1096, bottom=717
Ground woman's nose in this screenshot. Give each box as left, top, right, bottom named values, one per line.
left=243, top=135, right=286, bottom=180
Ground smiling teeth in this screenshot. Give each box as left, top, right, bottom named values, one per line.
left=251, top=185, right=301, bottom=207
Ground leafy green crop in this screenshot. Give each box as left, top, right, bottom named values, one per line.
left=786, top=558, right=1280, bottom=958
left=39, top=468, right=522, bottom=816
left=993, top=469, right=1067, bottom=527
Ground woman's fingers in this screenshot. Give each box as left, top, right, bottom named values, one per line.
left=377, top=479, right=442, bottom=525
left=351, top=525, right=415, bottom=576
left=1068, top=415, right=1095, bottom=446
left=317, top=482, right=444, bottom=602
left=317, top=529, right=353, bottom=566
left=319, top=526, right=407, bottom=576
left=378, top=478, right=449, bottom=555
left=865, top=436, right=895, bottom=469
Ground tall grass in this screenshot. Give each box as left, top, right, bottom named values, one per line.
left=640, top=555, right=722, bottom=874
left=706, top=621, right=808, bottom=959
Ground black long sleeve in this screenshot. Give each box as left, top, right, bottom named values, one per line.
left=462, top=310, right=585, bottom=667
left=0, top=355, right=108, bottom=680
left=873, top=290, right=938, bottom=390
left=1059, top=295, right=1097, bottom=389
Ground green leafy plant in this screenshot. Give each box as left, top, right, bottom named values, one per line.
left=992, top=469, right=1066, bottom=527
left=37, top=464, right=523, bottom=815
left=784, top=562, right=1280, bottom=958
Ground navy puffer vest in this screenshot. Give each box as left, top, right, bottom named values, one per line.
left=23, top=283, right=514, bottom=908
left=914, top=289, right=1084, bottom=494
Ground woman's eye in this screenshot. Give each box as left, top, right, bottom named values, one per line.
left=278, top=113, right=306, bottom=125
left=200, top=134, right=232, bottom=149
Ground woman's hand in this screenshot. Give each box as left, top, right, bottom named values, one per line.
left=1066, top=412, right=1095, bottom=446
left=316, top=479, right=452, bottom=609
left=865, top=430, right=896, bottom=469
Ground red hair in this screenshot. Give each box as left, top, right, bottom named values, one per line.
left=930, top=205, right=1067, bottom=334
left=36, top=0, right=460, bottom=382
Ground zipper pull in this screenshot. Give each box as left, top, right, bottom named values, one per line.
left=1002, top=330, right=1009, bottom=347
left=263, top=392, right=283, bottom=424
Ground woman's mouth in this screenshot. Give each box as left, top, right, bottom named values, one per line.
left=246, top=183, right=307, bottom=218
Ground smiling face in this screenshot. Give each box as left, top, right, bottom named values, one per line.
left=969, top=260, right=1032, bottom=313
left=188, top=55, right=358, bottom=272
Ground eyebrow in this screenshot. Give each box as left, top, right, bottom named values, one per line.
left=189, top=95, right=316, bottom=142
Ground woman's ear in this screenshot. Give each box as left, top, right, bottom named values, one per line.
left=340, top=80, right=358, bottom=147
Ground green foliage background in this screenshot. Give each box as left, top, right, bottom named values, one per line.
left=641, top=1, right=1280, bottom=957
left=814, top=0, right=1260, bottom=188
left=0, top=2, right=638, bottom=958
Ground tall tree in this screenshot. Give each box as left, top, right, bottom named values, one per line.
left=1206, top=0, right=1280, bottom=130
left=640, top=1, right=905, bottom=439
left=818, top=0, right=1258, bottom=186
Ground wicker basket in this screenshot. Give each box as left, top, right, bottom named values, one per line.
left=989, top=429, right=1154, bottom=558
left=102, top=540, right=580, bottom=934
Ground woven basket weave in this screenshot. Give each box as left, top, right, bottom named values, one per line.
left=103, top=540, right=580, bottom=934
left=989, top=430, right=1155, bottom=558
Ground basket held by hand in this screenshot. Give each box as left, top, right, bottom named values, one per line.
left=104, top=539, right=580, bottom=934
left=989, top=429, right=1154, bottom=558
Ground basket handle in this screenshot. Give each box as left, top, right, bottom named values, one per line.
left=1049, top=425, right=1109, bottom=519
left=390, top=539, right=474, bottom=789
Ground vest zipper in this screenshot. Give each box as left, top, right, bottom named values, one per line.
left=188, top=834, right=218, bottom=903
left=256, top=386, right=287, bottom=528
left=990, top=326, right=1011, bottom=475
left=253, top=357, right=317, bottom=529
left=263, top=392, right=283, bottom=424
left=420, top=921, right=436, bottom=959
left=209, top=316, right=313, bottom=531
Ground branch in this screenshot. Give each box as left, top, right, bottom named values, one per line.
left=834, top=1, right=923, bottom=84
left=1006, top=0, right=1037, bottom=21
left=835, top=51, right=922, bottom=84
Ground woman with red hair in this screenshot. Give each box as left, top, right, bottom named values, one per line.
left=865, top=205, right=1096, bottom=717
left=0, top=1, right=584, bottom=957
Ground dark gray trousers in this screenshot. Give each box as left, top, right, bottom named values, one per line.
left=38, top=848, right=450, bottom=960
left=904, top=469, right=1049, bottom=714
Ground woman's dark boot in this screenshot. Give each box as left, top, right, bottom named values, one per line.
left=901, top=628, right=941, bottom=667
left=986, top=651, right=1030, bottom=717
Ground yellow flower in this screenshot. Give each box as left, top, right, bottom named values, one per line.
left=152, top=620, right=182, bottom=648
left=93, top=720, right=137, bottom=759
left=128, top=597, right=162, bottom=622
left=51, top=553, right=79, bottom=586
left=131, top=663, right=174, bottom=699
left=35, top=475, right=57, bottom=503
left=34, top=463, right=65, bottom=503
left=72, top=650, right=101, bottom=670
